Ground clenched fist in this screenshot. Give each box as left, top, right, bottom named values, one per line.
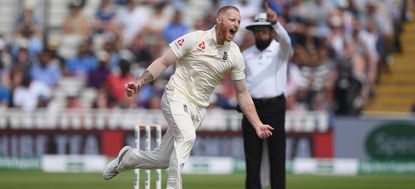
left=125, top=81, right=140, bottom=97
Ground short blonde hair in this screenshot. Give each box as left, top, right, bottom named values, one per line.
left=217, top=5, right=239, bottom=16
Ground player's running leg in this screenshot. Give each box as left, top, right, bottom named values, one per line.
left=103, top=129, right=175, bottom=180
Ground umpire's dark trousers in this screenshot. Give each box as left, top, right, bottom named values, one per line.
left=242, top=95, right=286, bottom=189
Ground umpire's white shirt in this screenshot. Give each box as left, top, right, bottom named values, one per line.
left=168, top=27, right=246, bottom=107
left=242, top=22, right=292, bottom=98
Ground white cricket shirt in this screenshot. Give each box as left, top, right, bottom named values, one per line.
left=242, top=22, right=292, bottom=98
left=167, top=27, right=246, bottom=107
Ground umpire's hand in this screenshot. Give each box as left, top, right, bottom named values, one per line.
left=265, top=2, right=278, bottom=24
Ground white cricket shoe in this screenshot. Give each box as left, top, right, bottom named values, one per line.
left=102, top=146, right=132, bottom=180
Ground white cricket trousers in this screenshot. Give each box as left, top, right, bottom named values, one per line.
left=119, top=88, right=206, bottom=189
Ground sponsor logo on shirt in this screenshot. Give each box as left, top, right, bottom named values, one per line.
left=198, top=41, right=205, bottom=49
left=222, top=51, right=228, bottom=61
left=178, top=38, right=184, bottom=46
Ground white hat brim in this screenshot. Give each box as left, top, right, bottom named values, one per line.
left=246, top=21, right=272, bottom=30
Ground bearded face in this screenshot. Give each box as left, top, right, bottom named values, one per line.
left=252, top=26, right=273, bottom=51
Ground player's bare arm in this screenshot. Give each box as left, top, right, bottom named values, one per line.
left=125, top=49, right=177, bottom=97
left=233, top=79, right=274, bottom=138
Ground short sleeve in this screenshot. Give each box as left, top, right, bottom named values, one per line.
left=169, top=31, right=200, bottom=59
left=231, top=50, right=246, bottom=80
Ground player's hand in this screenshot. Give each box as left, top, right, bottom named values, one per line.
left=265, top=2, right=278, bottom=24
left=125, top=81, right=140, bottom=97
left=255, top=124, right=274, bottom=139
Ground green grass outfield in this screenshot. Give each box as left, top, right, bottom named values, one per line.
left=0, top=171, right=414, bottom=189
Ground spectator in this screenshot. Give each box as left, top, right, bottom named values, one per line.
left=302, top=0, right=334, bottom=38
left=193, top=14, right=216, bottom=31
left=234, top=0, right=260, bottom=45
left=362, top=1, right=393, bottom=39
left=136, top=78, right=165, bottom=109
left=101, top=33, right=121, bottom=71
left=92, top=86, right=115, bottom=109
left=0, top=57, right=10, bottom=107
left=114, top=0, right=129, bottom=5
left=129, top=34, right=153, bottom=68
left=286, top=63, right=307, bottom=112
left=118, top=0, right=150, bottom=46
left=344, top=0, right=364, bottom=17
left=331, top=1, right=354, bottom=40
left=62, top=0, right=91, bottom=38
left=12, top=72, right=51, bottom=111
left=357, top=18, right=380, bottom=95
left=333, top=46, right=365, bottom=115
left=45, top=38, right=66, bottom=70
left=94, top=0, right=121, bottom=35
left=170, top=0, right=188, bottom=12
left=64, top=41, right=98, bottom=77
left=213, top=74, right=237, bottom=109
left=30, top=49, right=61, bottom=87
left=59, top=0, right=89, bottom=59
left=106, top=57, right=134, bottom=108
left=162, top=10, right=189, bottom=43
left=0, top=34, right=11, bottom=69
left=12, top=25, right=43, bottom=59
left=0, top=83, right=9, bottom=108
left=143, top=2, right=170, bottom=37
left=327, top=15, right=347, bottom=59
left=14, top=2, right=42, bottom=40
left=11, top=45, right=34, bottom=79
left=136, top=84, right=155, bottom=108
left=147, top=92, right=161, bottom=109
left=87, top=51, right=111, bottom=88
left=66, top=94, right=86, bottom=110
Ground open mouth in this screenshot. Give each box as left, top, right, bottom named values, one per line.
left=229, top=28, right=238, bottom=35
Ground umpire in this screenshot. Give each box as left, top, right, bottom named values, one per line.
left=240, top=4, right=292, bottom=189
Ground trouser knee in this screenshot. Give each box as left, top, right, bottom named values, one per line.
left=182, top=132, right=196, bottom=146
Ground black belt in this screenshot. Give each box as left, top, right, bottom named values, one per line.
left=252, top=94, right=284, bottom=104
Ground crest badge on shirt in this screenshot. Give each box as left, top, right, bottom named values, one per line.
left=175, top=38, right=184, bottom=48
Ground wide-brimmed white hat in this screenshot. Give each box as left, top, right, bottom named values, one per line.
left=246, top=13, right=272, bottom=30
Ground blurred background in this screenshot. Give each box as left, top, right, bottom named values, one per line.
left=0, top=0, right=414, bottom=188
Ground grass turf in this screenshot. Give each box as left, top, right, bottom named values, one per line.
left=0, top=170, right=414, bottom=189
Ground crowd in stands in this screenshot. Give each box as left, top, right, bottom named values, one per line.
left=0, top=0, right=413, bottom=115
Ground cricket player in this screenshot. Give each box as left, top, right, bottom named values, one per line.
left=103, top=5, right=274, bottom=189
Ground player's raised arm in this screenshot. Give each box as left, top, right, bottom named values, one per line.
left=125, top=49, right=177, bottom=97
